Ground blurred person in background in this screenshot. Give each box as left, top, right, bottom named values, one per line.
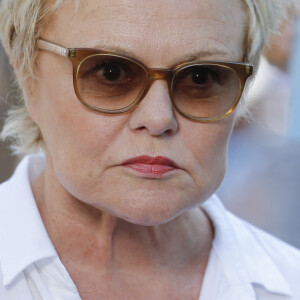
left=218, top=8, right=300, bottom=248
left=288, top=9, right=300, bottom=139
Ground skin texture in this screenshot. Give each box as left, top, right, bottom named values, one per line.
left=26, top=0, right=246, bottom=298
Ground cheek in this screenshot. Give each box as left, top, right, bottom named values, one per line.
left=34, top=65, right=128, bottom=186
left=36, top=59, right=121, bottom=150
left=181, top=116, right=235, bottom=194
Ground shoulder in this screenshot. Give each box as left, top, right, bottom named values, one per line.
left=228, top=211, right=300, bottom=294
left=239, top=213, right=300, bottom=273
left=0, top=154, right=45, bottom=196
left=202, top=195, right=300, bottom=298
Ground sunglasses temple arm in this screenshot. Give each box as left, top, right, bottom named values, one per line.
left=37, top=39, right=70, bottom=58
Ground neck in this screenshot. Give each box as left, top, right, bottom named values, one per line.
left=32, top=156, right=213, bottom=278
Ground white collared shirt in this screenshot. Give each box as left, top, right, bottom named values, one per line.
left=0, top=154, right=299, bottom=300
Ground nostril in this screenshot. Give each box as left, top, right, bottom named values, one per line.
left=136, top=126, right=147, bottom=131
left=165, top=127, right=175, bottom=135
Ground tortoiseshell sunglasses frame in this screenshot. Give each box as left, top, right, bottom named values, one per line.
left=37, top=39, right=253, bottom=122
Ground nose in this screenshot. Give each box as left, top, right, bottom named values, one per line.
left=128, top=80, right=178, bottom=136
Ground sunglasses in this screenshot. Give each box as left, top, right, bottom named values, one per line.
left=37, top=39, right=253, bottom=122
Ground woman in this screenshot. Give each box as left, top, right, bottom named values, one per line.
left=0, top=0, right=299, bottom=299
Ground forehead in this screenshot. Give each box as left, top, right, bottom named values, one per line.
left=45, top=0, right=246, bottom=65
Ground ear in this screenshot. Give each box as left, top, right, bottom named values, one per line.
left=9, top=52, right=41, bottom=126
left=8, top=52, right=19, bottom=77
left=23, top=82, right=40, bottom=124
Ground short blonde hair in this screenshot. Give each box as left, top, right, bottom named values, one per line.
left=0, top=0, right=295, bottom=156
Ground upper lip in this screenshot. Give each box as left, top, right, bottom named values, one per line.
left=120, top=155, right=180, bottom=168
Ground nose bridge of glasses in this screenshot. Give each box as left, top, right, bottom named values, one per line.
left=149, top=69, right=172, bottom=82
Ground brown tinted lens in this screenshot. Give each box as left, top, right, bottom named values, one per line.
left=77, top=54, right=147, bottom=110
left=172, top=64, right=240, bottom=118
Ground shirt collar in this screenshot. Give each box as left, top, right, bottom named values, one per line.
left=0, top=154, right=57, bottom=286
left=202, top=194, right=293, bottom=298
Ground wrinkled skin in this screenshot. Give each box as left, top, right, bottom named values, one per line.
left=26, top=0, right=246, bottom=298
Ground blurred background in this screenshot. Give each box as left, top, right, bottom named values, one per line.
left=218, top=12, right=300, bottom=248
left=0, top=43, right=17, bottom=183
left=1, top=12, right=300, bottom=247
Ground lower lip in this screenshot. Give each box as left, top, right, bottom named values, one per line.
left=123, top=163, right=176, bottom=175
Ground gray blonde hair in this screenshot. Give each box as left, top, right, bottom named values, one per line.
left=0, top=0, right=296, bottom=156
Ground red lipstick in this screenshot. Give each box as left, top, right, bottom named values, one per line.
left=120, top=155, right=179, bottom=176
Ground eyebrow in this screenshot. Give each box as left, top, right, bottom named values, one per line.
left=88, top=43, right=232, bottom=67
left=176, top=51, right=232, bottom=64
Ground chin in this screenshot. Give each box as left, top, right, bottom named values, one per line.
left=70, top=175, right=205, bottom=226
left=119, top=207, right=184, bottom=226
left=98, top=193, right=194, bottom=226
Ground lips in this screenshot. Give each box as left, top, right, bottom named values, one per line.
left=120, top=155, right=179, bottom=175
